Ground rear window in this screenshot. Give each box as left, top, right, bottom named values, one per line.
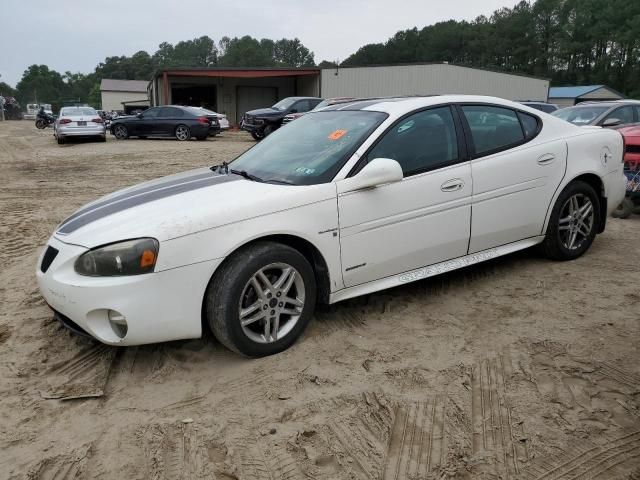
left=61, top=107, right=96, bottom=116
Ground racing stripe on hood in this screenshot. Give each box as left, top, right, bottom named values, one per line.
left=57, top=171, right=240, bottom=235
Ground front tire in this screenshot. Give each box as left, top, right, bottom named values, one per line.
left=35, top=119, right=46, bottom=129
left=113, top=124, right=129, bottom=140
left=175, top=124, right=191, bottom=141
left=542, top=181, right=599, bottom=261
left=205, top=241, right=316, bottom=357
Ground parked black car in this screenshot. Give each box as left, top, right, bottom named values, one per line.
left=110, top=105, right=220, bottom=141
left=241, top=97, right=322, bottom=140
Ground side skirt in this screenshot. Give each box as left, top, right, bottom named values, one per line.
left=328, top=236, right=545, bottom=304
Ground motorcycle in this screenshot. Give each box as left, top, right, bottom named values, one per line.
left=35, top=112, right=56, bottom=129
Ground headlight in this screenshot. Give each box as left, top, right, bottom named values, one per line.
left=75, top=238, right=159, bottom=276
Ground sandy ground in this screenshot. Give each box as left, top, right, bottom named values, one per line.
left=0, top=120, right=639, bottom=480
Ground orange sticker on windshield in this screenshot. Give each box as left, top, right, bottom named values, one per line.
left=328, top=129, right=347, bottom=140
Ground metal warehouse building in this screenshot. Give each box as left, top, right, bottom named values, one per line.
left=100, top=79, right=150, bottom=113
left=548, top=85, right=625, bottom=108
left=148, top=63, right=549, bottom=125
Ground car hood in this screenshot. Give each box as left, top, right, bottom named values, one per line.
left=246, top=108, right=283, bottom=117
left=54, top=167, right=335, bottom=248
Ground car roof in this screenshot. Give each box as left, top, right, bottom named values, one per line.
left=318, top=95, right=537, bottom=115
left=568, top=101, right=636, bottom=108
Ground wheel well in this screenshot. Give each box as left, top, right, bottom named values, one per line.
left=200, top=235, right=332, bottom=334
left=569, top=173, right=607, bottom=233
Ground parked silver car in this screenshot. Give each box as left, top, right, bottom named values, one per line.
left=54, top=106, right=106, bottom=144
left=552, top=100, right=640, bottom=128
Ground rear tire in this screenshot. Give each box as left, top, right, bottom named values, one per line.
left=113, top=124, right=129, bottom=140
left=57, top=136, right=64, bottom=145
left=35, top=119, right=46, bottom=129
left=175, top=124, right=191, bottom=141
left=542, top=181, right=599, bottom=261
left=205, top=241, right=316, bottom=357
left=612, top=198, right=633, bottom=219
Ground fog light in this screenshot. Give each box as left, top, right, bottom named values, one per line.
left=108, top=310, right=128, bottom=338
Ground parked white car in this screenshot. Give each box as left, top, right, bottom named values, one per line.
left=37, top=96, right=626, bottom=356
left=54, top=106, right=106, bottom=144
left=193, top=107, right=229, bottom=132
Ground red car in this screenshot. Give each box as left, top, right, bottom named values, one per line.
left=619, top=123, right=640, bottom=171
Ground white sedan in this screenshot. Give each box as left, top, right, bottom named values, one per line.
left=54, top=106, right=106, bottom=144
left=37, top=96, right=626, bottom=356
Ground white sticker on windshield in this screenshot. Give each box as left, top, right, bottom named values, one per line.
left=295, top=167, right=316, bottom=175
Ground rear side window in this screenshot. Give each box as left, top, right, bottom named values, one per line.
left=159, top=107, right=184, bottom=118
left=462, top=106, right=524, bottom=156
left=518, top=112, right=540, bottom=139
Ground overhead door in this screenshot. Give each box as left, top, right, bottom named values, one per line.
left=236, top=86, right=278, bottom=124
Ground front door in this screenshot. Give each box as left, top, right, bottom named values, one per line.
left=338, top=106, right=472, bottom=287
left=459, top=105, right=568, bottom=253
left=132, top=107, right=161, bottom=136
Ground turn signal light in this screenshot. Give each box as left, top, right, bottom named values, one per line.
left=140, top=249, right=156, bottom=268
left=92, top=118, right=103, bottom=123
left=197, top=116, right=210, bottom=125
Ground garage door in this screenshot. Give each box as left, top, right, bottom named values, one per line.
left=236, top=86, right=278, bottom=124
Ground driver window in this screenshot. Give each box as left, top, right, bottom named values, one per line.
left=293, top=100, right=310, bottom=113
left=604, top=106, right=633, bottom=124
left=367, top=106, right=459, bottom=177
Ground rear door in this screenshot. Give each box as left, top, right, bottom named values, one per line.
left=460, top=104, right=567, bottom=253
left=155, top=107, right=184, bottom=135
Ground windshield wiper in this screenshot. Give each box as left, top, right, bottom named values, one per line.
left=230, top=169, right=263, bottom=182
left=210, top=162, right=263, bottom=182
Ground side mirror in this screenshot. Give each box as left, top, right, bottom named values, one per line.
left=337, top=158, right=403, bottom=193
left=136, top=113, right=143, bottom=119
left=602, top=117, right=622, bottom=127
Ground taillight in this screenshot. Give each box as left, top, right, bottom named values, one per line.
left=59, top=118, right=71, bottom=124
left=92, top=118, right=103, bottom=124
left=197, top=116, right=210, bottom=125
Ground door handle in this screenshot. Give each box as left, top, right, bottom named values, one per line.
left=537, top=154, right=556, bottom=165
left=441, top=179, right=464, bottom=192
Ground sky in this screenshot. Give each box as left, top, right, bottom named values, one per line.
left=0, top=0, right=521, bottom=87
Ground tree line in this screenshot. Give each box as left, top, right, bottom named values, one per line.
left=342, top=0, right=640, bottom=98
left=1, top=35, right=315, bottom=110
left=2, top=0, right=639, bottom=110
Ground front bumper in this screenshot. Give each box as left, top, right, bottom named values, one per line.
left=36, top=236, right=222, bottom=346
left=57, top=124, right=106, bottom=138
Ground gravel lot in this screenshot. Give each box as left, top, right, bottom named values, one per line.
left=1, top=120, right=639, bottom=479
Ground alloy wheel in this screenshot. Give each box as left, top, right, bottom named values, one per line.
left=558, top=193, right=594, bottom=250
left=176, top=126, right=190, bottom=141
left=238, top=263, right=305, bottom=344
left=114, top=125, right=127, bottom=139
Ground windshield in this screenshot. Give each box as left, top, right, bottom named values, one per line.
left=272, top=98, right=298, bottom=111
left=231, top=110, right=387, bottom=185
left=552, top=105, right=609, bottom=125
left=61, top=107, right=97, bottom=116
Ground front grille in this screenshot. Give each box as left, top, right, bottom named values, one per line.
left=626, top=144, right=640, bottom=154
left=40, top=246, right=59, bottom=273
